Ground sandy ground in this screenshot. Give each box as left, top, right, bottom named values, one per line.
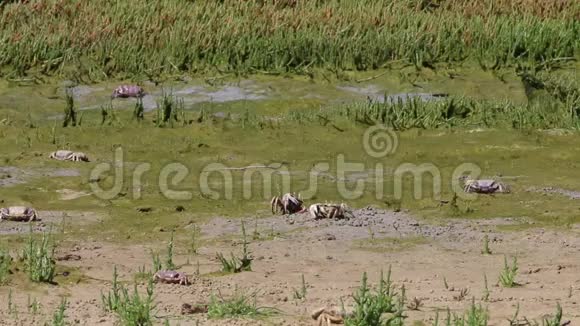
left=0, top=207, right=578, bottom=325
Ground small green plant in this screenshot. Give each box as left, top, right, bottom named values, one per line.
left=50, top=121, right=57, bottom=145
left=509, top=303, right=565, bottom=326
left=252, top=219, right=260, bottom=240
left=116, top=280, right=156, bottom=326
left=151, top=251, right=162, bottom=273
left=7, top=289, right=14, bottom=314
left=189, top=224, right=200, bottom=255
left=62, top=88, right=77, bottom=127
left=50, top=297, right=68, bottom=326
left=540, top=303, right=563, bottom=326
left=216, top=221, right=253, bottom=273
left=450, top=298, right=488, bottom=326
left=155, top=90, right=180, bottom=127
left=443, top=277, right=449, bottom=290
left=133, top=98, right=144, bottom=121
left=165, top=231, right=176, bottom=270
left=21, top=230, right=56, bottom=283
left=481, top=274, right=490, bottom=302
left=508, top=303, right=521, bottom=326
left=344, top=267, right=406, bottom=326
left=134, top=265, right=152, bottom=282
left=102, top=266, right=156, bottom=326
left=27, top=295, right=41, bottom=315
left=499, top=255, right=519, bottom=288
left=292, top=274, right=307, bottom=300
left=368, top=226, right=375, bottom=240
left=0, top=247, right=13, bottom=284
left=207, top=289, right=275, bottom=319
left=481, top=235, right=492, bottom=255
left=101, top=266, right=121, bottom=312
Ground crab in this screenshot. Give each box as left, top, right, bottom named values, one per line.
left=271, top=192, right=305, bottom=215
left=49, top=150, right=89, bottom=162
left=111, top=85, right=146, bottom=99
left=153, top=270, right=190, bottom=285
left=0, top=206, right=38, bottom=222
left=459, top=176, right=510, bottom=194
left=311, top=307, right=346, bottom=325
left=309, top=203, right=353, bottom=220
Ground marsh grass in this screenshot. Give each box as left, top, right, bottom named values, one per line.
left=102, top=266, right=156, bottom=326
left=499, top=255, right=519, bottom=288
left=0, top=0, right=577, bottom=78
left=62, top=88, right=77, bottom=127
left=481, top=235, right=492, bottom=255
left=481, top=274, right=490, bottom=302
left=207, top=289, right=276, bottom=319
left=27, top=295, right=41, bottom=315
left=133, top=99, right=144, bottom=121
left=345, top=267, right=406, bottom=326
left=189, top=224, right=200, bottom=255
left=292, top=274, right=307, bottom=300
left=164, top=231, right=176, bottom=270
left=50, top=297, right=68, bottom=326
left=155, top=91, right=183, bottom=128
left=433, top=299, right=488, bottom=326
left=115, top=281, right=155, bottom=326
left=150, top=251, right=162, bottom=273
left=217, top=221, right=253, bottom=274
left=21, top=229, right=56, bottom=283
left=508, top=303, right=565, bottom=326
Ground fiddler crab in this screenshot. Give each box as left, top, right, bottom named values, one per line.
left=49, top=150, right=89, bottom=162
left=311, top=306, right=349, bottom=325
left=459, top=176, right=510, bottom=194
left=153, top=270, right=190, bottom=286
left=0, top=206, right=38, bottom=222
left=271, top=193, right=306, bottom=215
left=111, top=85, right=146, bottom=99
left=308, top=203, right=353, bottom=220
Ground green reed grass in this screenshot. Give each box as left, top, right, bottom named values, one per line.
left=0, top=0, right=577, bottom=78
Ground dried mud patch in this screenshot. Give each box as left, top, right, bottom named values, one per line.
left=527, top=186, right=580, bottom=199
left=0, top=166, right=80, bottom=188
left=0, top=210, right=103, bottom=235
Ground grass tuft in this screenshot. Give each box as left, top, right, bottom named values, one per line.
left=207, top=289, right=276, bottom=319
left=21, top=230, right=56, bottom=283
left=499, top=255, right=519, bottom=288
left=345, top=267, right=406, bottom=326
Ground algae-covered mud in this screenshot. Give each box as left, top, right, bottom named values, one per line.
left=0, top=1, right=579, bottom=325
